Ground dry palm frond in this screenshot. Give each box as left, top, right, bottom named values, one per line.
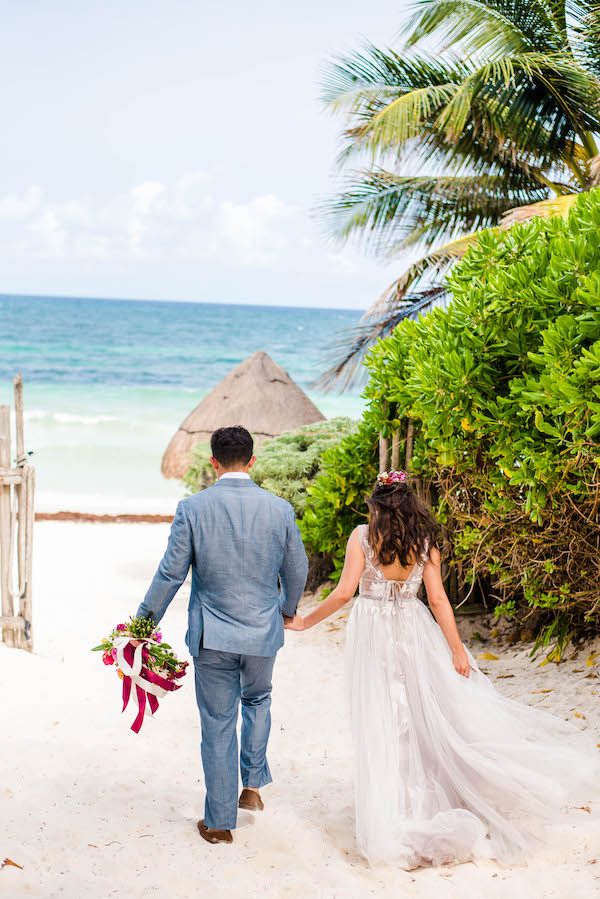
left=589, top=153, right=600, bottom=186
left=318, top=233, right=480, bottom=391
left=316, top=286, right=447, bottom=392
left=500, top=193, right=579, bottom=227
left=365, top=231, right=479, bottom=317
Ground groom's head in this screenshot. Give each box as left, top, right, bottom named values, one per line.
left=210, top=426, right=256, bottom=476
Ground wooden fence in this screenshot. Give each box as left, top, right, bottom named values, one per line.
left=378, top=420, right=460, bottom=598
left=0, top=375, right=35, bottom=650
left=378, top=419, right=415, bottom=474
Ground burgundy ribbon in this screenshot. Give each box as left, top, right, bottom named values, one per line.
left=120, top=640, right=184, bottom=733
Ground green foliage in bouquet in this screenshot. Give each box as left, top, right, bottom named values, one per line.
left=92, top=615, right=187, bottom=676
left=183, top=419, right=356, bottom=518
left=303, top=189, right=600, bottom=649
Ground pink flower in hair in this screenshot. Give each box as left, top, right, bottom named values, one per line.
left=376, top=469, right=408, bottom=486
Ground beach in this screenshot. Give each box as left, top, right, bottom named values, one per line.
left=2, top=520, right=599, bottom=899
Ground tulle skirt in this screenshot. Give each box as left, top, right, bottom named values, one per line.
left=346, top=595, right=600, bottom=869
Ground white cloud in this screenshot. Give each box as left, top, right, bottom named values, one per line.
left=130, top=181, right=166, bottom=214
left=0, top=186, right=43, bottom=220
left=0, top=174, right=371, bottom=286
left=27, top=209, right=67, bottom=256
left=215, top=194, right=297, bottom=267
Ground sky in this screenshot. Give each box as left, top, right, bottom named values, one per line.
left=0, top=0, right=411, bottom=310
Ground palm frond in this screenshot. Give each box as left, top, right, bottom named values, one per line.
left=325, top=43, right=599, bottom=182
left=315, top=287, right=447, bottom=391
left=572, top=2, right=600, bottom=79
left=354, top=83, right=461, bottom=149
left=407, top=0, right=566, bottom=56
left=434, top=52, right=600, bottom=145
left=321, top=46, right=469, bottom=113
left=364, top=232, right=480, bottom=317
left=322, top=170, right=546, bottom=254
left=317, top=231, right=483, bottom=390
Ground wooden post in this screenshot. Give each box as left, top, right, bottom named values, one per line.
left=14, top=376, right=26, bottom=613
left=405, top=419, right=414, bottom=471
left=391, top=430, right=400, bottom=470
left=20, top=464, right=34, bottom=650
left=378, top=434, right=389, bottom=473
left=14, top=375, right=24, bottom=464
left=0, top=405, right=15, bottom=647
left=0, top=378, right=35, bottom=651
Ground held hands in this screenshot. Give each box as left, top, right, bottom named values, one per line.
left=452, top=646, right=471, bottom=678
left=284, top=614, right=308, bottom=632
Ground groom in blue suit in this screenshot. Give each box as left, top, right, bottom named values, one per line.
left=137, top=426, right=308, bottom=844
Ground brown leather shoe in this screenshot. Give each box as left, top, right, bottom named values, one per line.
left=197, top=820, right=233, bottom=844
left=239, top=788, right=264, bottom=812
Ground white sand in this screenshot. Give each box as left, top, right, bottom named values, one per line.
left=2, top=522, right=599, bottom=899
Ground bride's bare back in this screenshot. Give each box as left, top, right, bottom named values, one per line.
left=372, top=551, right=419, bottom=582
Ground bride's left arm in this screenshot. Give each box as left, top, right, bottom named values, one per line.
left=285, top=527, right=365, bottom=631
left=422, top=547, right=471, bottom=678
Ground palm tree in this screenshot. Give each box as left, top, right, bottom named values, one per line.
left=321, top=0, right=600, bottom=385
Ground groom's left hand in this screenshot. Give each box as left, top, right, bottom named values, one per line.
left=284, top=614, right=307, bottom=631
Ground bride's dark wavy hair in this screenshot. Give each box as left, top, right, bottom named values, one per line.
left=366, top=479, right=440, bottom=566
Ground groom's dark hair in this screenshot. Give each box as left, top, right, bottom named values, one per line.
left=210, top=426, right=254, bottom=467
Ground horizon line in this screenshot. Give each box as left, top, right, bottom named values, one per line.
left=0, top=290, right=364, bottom=315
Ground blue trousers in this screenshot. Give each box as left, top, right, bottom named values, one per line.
left=193, top=648, right=276, bottom=830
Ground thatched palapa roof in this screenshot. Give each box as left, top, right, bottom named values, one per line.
left=161, top=351, right=325, bottom=479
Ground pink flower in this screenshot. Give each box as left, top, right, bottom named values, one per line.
left=153, top=631, right=162, bottom=643
left=116, top=623, right=126, bottom=631
left=102, top=650, right=115, bottom=666
left=377, top=469, right=408, bottom=486
left=111, top=647, right=117, bottom=659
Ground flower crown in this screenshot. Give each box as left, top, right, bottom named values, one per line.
left=376, top=469, right=408, bottom=486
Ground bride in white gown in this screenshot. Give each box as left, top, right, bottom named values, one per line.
left=286, top=470, right=600, bottom=869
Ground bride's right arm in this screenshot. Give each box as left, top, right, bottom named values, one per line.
left=422, top=547, right=471, bottom=678
left=284, top=527, right=365, bottom=631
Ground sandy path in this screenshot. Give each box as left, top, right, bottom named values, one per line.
left=1, top=522, right=599, bottom=898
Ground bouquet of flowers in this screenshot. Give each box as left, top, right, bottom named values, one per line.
left=92, top=615, right=188, bottom=733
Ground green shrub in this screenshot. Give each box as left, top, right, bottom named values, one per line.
left=182, top=443, right=214, bottom=494
left=303, top=189, right=600, bottom=650
left=183, top=419, right=357, bottom=518
left=299, top=422, right=379, bottom=577
left=251, top=418, right=356, bottom=516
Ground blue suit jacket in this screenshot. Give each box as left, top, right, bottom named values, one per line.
left=136, top=478, right=308, bottom=657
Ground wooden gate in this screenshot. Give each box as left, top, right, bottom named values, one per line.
left=0, top=375, right=35, bottom=650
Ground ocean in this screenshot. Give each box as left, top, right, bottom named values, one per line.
left=0, top=294, right=364, bottom=512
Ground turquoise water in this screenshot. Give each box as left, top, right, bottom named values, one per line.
left=0, top=295, right=363, bottom=511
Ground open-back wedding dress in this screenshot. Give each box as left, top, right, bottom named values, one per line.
left=346, top=524, right=600, bottom=868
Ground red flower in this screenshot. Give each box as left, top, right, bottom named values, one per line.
left=102, top=650, right=115, bottom=666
